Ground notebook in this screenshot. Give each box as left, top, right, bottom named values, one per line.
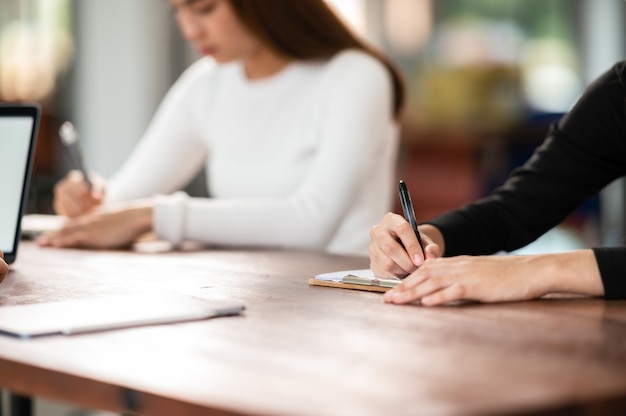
left=309, top=269, right=401, bottom=293
left=0, top=104, right=40, bottom=264
left=0, top=292, right=245, bottom=339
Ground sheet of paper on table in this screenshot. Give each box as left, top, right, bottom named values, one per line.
left=309, top=269, right=401, bottom=292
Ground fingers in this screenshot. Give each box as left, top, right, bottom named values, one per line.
left=418, top=224, right=445, bottom=260
left=36, top=214, right=94, bottom=248
left=389, top=216, right=426, bottom=266
left=53, top=171, right=88, bottom=216
left=422, top=244, right=439, bottom=260
left=420, top=237, right=442, bottom=261
left=36, top=226, right=86, bottom=248
left=369, top=212, right=418, bottom=277
left=383, top=259, right=466, bottom=306
left=37, top=204, right=151, bottom=250
left=369, top=212, right=441, bottom=278
left=53, top=170, right=104, bottom=217
left=383, top=270, right=430, bottom=303
left=0, top=250, right=8, bottom=283
left=382, top=255, right=542, bottom=306
left=383, top=268, right=443, bottom=304
left=419, top=284, right=466, bottom=306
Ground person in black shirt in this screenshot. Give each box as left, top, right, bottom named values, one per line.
left=370, top=61, right=626, bottom=306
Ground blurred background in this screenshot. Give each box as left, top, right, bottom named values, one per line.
left=1, top=0, right=626, bottom=251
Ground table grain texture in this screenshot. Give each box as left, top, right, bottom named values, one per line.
left=1, top=242, right=626, bottom=416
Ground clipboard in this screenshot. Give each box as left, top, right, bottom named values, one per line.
left=0, top=293, right=245, bottom=339
left=308, top=269, right=401, bottom=293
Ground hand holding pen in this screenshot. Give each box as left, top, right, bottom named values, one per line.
left=55, top=122, right=104, bottom=217
left=369, top=180, right=444, bottom=278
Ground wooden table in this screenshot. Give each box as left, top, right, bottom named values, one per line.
left=1, top=242, right=626, bottom=416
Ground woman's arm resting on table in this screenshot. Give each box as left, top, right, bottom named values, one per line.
left=37, top=201, right=153, bottom=249
left=383, top=249, right=604, bottom=306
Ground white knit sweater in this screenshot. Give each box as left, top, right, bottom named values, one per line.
left=106, top=49, right=398, bottom=256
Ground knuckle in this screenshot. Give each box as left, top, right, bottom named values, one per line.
left=396, top=221, right=414, bottom=236
left=380, top=257, right=395, bottom=272
left=368, top=244, right=375, bottom=257
left=380, top=258, right=401, bottom=276
left=384, top=211, right=396, bottom=220
left=425, top=244, right=442, bottom=258
left=452, top=283, right=466, bottom=299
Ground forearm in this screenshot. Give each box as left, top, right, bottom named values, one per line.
left=526, top=250, right=604, bottom=298
left=126, top=202, right=154, bottom=236
left=413, top=226, right=605, bottom=299
left=153, top=193, right=340, bottom=250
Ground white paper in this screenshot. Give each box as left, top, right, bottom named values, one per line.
left=315, top=269, right=376, bottom=282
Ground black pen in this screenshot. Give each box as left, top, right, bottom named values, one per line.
left=398, top=180, right=425, bottom=256
left=59, top=121, right=92, bottom=189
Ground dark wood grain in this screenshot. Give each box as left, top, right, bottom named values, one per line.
left=1, top=242, right=626, bottom=416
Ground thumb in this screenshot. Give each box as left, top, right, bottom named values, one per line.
left=422, top=241, right=442, bottom=261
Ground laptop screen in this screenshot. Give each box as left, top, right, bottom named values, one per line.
left=0, top=104, right=40, bottom=264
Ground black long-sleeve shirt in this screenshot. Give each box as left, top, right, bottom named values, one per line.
left=427, top=61, right=626, bottom=299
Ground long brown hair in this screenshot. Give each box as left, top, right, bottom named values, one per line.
left=228, top=0, right=405, bottom=118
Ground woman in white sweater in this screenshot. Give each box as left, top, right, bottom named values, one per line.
left=42, top=0, right=405, bottom=256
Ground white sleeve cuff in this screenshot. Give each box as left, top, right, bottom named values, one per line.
left=153, top=191, right=189, bottom=245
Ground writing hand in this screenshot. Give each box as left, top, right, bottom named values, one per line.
left=369, top=212, right=441, bottom=277
left=53, top=170, right=106, bottom=217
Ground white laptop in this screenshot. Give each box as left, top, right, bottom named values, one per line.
left=0, top=292, right=245, bottom=339
left=0, top=104, right=40, bottom=264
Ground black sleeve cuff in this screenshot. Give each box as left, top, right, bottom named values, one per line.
left=592, top=247, right=626, bottom=300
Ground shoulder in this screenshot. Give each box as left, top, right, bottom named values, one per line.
left=554, top=61, right=626, bottom=155
left=171, top=57, right=242, bottom=94
left=566, top=61, right=626, bottom=116
left=165, top=58, right=241, bottom=106
left=611, top=60, right=626, bottom=81
left=609, top=60, right=626, bottom=93
left=161, top=58, right=217, bottom=104
left=584, top=60, right=626, bottom=98
left=173, top=57, right=218, bottom=88
left=321, top=49, right=390, bottom=84
left=327, top=49, right=381, bottom=67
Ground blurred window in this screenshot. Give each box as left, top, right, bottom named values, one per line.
left=376, top=0, right=582, bottom=130
left=0, top=0, right=73, bottom=103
